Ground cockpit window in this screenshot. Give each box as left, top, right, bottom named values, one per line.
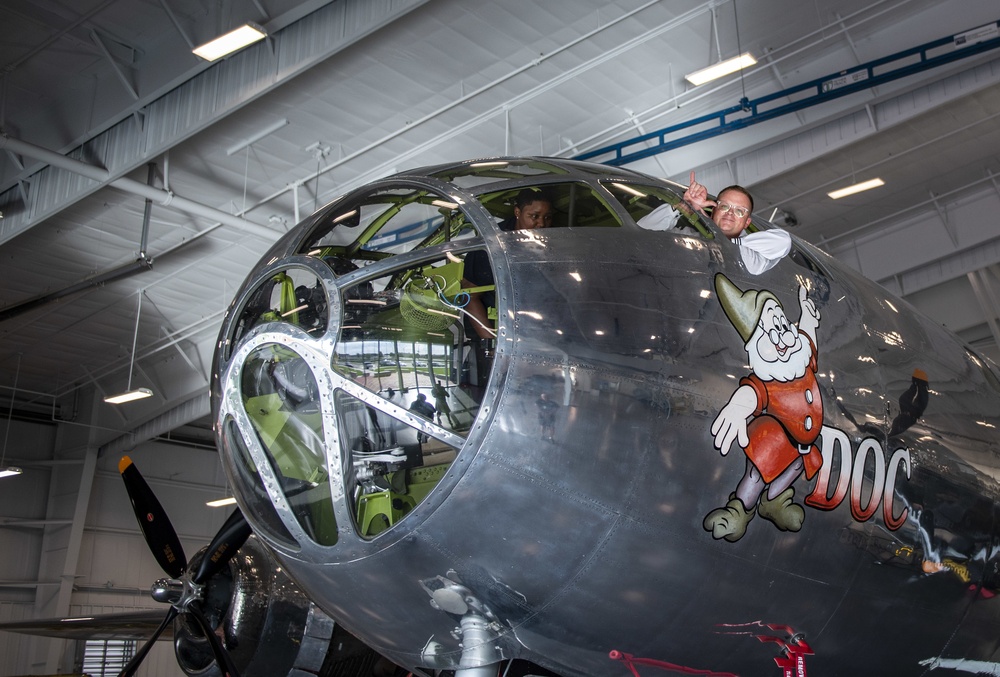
left=967, top=348, right=1000, bottom=394
left=333, top=259, right=480, bottom=431
left=603, top=180, right=713, bottom=239
left=478, top=181, right=623, bottom=228
left=329, top=253, right=477, bottom=540
left=241, top=343, right=339, bottom=547
left=298, top=186, right=477, bottom=271
left=228, top=267, right=328, bottom=356
left=429, top=159, right=569, bottom=189
left=335, top=389, right=460, bottom=539
left=222, top=417, right=297, bottom=548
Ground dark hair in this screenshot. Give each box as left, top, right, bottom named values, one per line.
left=717, top=185, right=754, bottom=213
left=514, top=187, right=555, bottom=210
left=498, top=188, right=556, bottom=231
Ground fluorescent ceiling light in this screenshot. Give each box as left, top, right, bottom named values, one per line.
left=0, top=467, right=23, bottom=478
left=685, top=53, right=757, bottom=86
left=193, top=24, right=267, bottom=61
left=107, top=291, right=155, bottom=406
left=828, top=178, right=885, bottom=199
left=104, top=387, right=153, bottom=405
left=206, top=496, right=238, bottom=508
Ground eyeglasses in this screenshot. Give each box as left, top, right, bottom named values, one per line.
left=715, top=202, right=750, bottom=219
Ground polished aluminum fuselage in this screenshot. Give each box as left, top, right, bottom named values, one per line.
left=214, top=159, right=1000, bottom=676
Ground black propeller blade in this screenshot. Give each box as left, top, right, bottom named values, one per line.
left=118, top=455, right=188, bottom=578
left=188, top=603, right=242, bottom=677
left=193, top=508, right=252, bottom=585
left=119, top=606, right=179, bottom=677
left=119, top=455, right=248, bottom=677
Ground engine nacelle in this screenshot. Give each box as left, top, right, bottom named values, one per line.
left=173, top=536, right=335, bottom=676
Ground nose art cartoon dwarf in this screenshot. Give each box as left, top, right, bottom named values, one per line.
left=705, top=273, right=824, bottom=542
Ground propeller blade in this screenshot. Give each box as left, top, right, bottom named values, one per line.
left=187, top=603, right=241, bottom=677
left=119, top=606, right=179, bottom=677
left=119, top=455, right=188, bottom=578
left=0, top=610, right=169, bottom=641
left=193, top=508, right=252, bottom=585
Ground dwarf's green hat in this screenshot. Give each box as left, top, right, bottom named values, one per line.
left=714, top=273, right=779, bottom=344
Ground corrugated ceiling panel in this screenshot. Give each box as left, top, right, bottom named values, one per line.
left=0, top=0, right=429, bottom=248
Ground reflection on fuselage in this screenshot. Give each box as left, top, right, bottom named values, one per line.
left=211, top=158, right=1000, bottom=676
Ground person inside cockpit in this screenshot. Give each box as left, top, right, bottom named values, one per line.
left=462, top=188, right=555, bottom=339
left=459, top=188, right=554, bottom=392
left=639, top=172, right=791, bottom=275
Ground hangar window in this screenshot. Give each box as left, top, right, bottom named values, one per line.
left=82, top=639, right=135, bottom=676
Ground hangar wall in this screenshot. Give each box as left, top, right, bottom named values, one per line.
left=0, top=401, right=226, bottom=676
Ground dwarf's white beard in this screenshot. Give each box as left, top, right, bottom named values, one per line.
left=747, top=328, right=811, bottom=383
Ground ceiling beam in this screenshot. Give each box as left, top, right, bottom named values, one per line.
left=0, top=134, right=277, bottom=239
left=98, top=390, right=210, bottom=458
left=580, top=20, right=1000, bottom=165
left=89, top=29, right=138, bottom=100
left=967, top=269, right=1000, bottom=348
left=0, top=0, right=431, bottom=246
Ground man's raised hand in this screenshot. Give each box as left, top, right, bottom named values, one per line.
left=683, top=171, right=715, bottom=213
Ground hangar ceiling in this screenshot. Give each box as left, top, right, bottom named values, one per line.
left=0, top=0, right=999, bottom=451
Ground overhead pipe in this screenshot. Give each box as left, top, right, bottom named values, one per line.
left=139, top=162, right=155, bottom=258
left=0, top=134, right=277, bottom=240
left=0, top=189, right=227, bottom=324
left=0, top=255, right=153, bottom=323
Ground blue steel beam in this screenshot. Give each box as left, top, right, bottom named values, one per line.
left=576, top=20, right=1000, bottom=167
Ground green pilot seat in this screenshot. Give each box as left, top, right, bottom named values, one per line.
left=355, top=464, right=450, bottom=538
